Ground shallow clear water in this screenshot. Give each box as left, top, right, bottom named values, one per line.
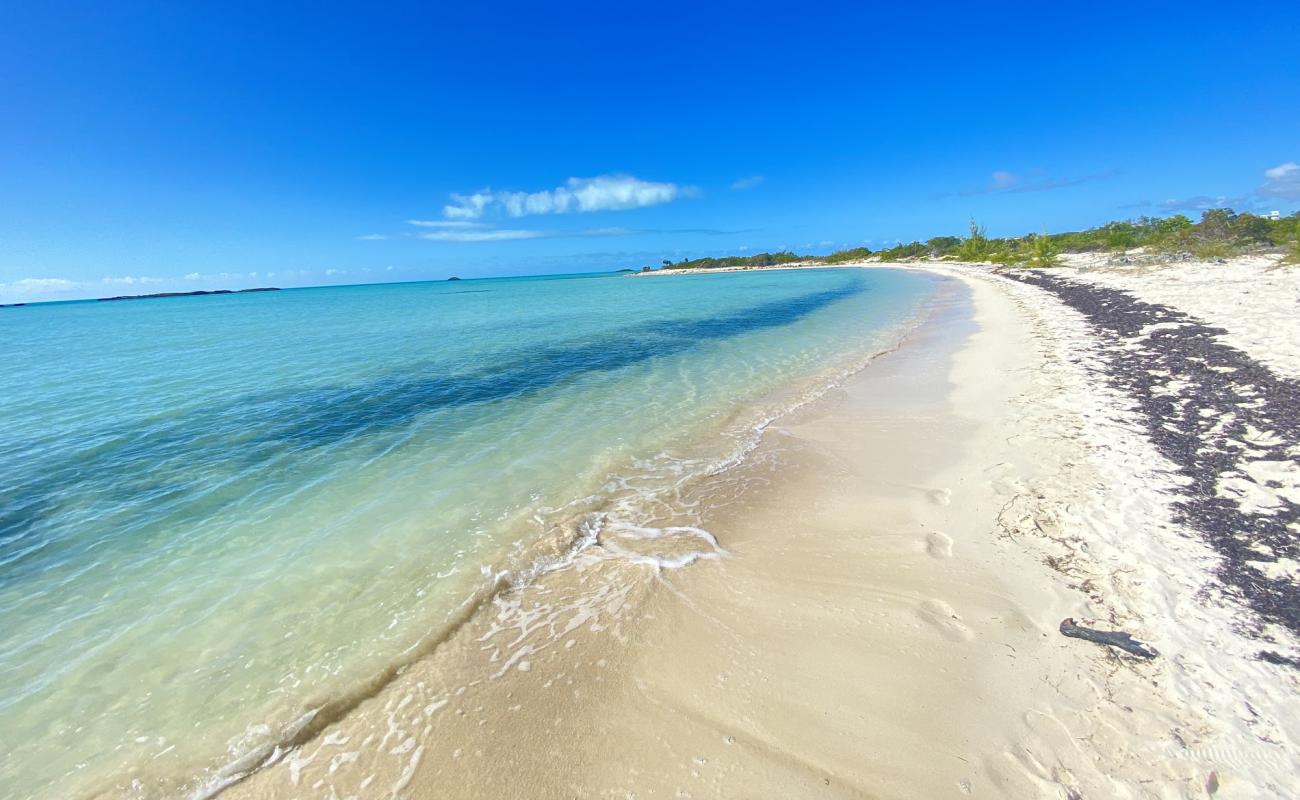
left=0, top=267, right=937, bottom=798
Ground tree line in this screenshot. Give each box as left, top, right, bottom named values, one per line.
left=651, top=209, right=1300, bottom=270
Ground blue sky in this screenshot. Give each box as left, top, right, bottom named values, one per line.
left=2, top=1, right=1298, bottom=302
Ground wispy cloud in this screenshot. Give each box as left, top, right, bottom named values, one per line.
left=731, top=175, right=764, bottom=191
left=2, top=275, right=170, bottom=302
left=100, top=275, right=164, bottom=286
left=416, top=228, right=548, bottom=242
left=1259, top=161, right=1300, bottom=199
left=442, top=174, right=689, bottom=220
left=989, top=170, right=1018, bottom=191
left=1157, top=194, right=1250, bottom=213
left=356, top=233, right=388, bottom=240
left=934, top=168, right=1117, bottom=199
left=182, top=271, right=277, bottom=282
left=2, top=276, right=173, bottom=301
left=1123, top=163, right=1298, bottom=215
left=569, top=226, right=749, bottom=238
left=405, top=219, right=484, bottom=228
left=0, top=277, right=80, bottom=298
left=443, top=191, right=494, bottom=220
left=355, top=174, right=701, bottom=244
left=413, top=225, right=749, bottom=244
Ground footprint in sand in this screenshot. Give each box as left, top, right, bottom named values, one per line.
left=917, top=599, right=974, bottom=642
left=925, top=531, right=954, bottom=558
left=927, top=487, right=952, bottom=506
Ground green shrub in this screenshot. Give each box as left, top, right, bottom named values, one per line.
left=823, top=247, right=874, bottom=264
left=1026, top=232, right=1059, bottom=267
left=955, top=218, right=990, bottom=261
left=925, top=236, right=961, bottom=258
left=1191, top=239, right=1232, bottom=259
left=664, top=250, right=804, bottom=270
left=638, top=210, right=1300, bottom=273
left=1281, top=239, right=1300, bottom=266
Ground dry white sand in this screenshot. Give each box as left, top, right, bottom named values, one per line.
left=219, top=261, right=1298, bottom=799
left=1054, top=252, right=1300, bottom=380
left=897, top=262, right=1300, bottom=797
left=1015, top=254, right=1300, bottom=587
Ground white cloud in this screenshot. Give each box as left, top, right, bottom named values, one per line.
left=577, top=227, right=636, bottom=237
left=1265, top=162, right=1297, bottom=179
left=731, top=175, right=764, bottom=190
left=990, top=170, right=1019, bottom=190
left=417, top=228, right=547, bottom=242
left=185, top=272, right=242, bottom=280
left=1260, top=162, right=1300, bottom=198
left=356, top=233, right=388, bottom=240
left=325, top=268, right=343, bottom=276
left=443, top=191, right=494, bottom=220
left=406, top=219, right=483, bottom=228
left=441, top=175, right=686, bottom=220
left=935, top=169, right=1116, bottom=199
left=100, top=275, right=164, bottom=286
left=415, top=224, right=742, bottom=244
left=0, top=277, right=81, bottom=298
left=1158, top=194, right=1245, bottom=212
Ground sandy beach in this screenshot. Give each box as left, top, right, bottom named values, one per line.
left=212, top=259, right=1298, bottom=799
left=8, top=8, right=1297, bottom=799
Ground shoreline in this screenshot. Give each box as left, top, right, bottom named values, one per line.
left=630, top=261, right=860, bottom=276
left=215, top=272, right=964, bottom=799
left=223, top=259, right=1297, bottom=798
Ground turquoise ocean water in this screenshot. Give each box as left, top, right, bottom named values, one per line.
left=0, top=267, right=938, bottom=798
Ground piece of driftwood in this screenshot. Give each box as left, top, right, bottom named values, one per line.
left=1059, top=618, right=1158, bottom=659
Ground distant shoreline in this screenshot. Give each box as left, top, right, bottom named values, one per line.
left=630, top=261, right=867, bottom=276
left=95, top=287, right=281, bottom=303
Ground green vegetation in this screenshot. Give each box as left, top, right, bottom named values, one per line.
left=871, top=241, right=927, bottom=261
left=955, top=218, right=990, bottom=262
left=643, top=209, right=1300, bottom=272
left=1282, top=238, right=1300, bottom=266
left=820, top=208, right=1300, bottom=268
left=660, top=251, right=803, bottom=270
left=822, top=247, right=873, bottom=264
left=1027, top=231, right=1059, bottom=267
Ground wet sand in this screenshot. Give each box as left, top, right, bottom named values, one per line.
left=221, top=263, right=1297, bottom=799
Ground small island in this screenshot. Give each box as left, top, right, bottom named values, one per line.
left=96, top=288, right=281, bottom=302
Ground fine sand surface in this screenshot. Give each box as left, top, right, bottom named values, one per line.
left=220, top=262, right=1297, bottom=799
left=1052, top=252, right=1300, bottom=381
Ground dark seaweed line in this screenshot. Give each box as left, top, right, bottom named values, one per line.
left=1008, top=271, right=1300, bottom=664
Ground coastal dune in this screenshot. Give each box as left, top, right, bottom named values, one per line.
left=222, top=261, right=1298, bottom=799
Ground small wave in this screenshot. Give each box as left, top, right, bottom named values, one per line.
left=172, top=272, right=956, bottom=799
